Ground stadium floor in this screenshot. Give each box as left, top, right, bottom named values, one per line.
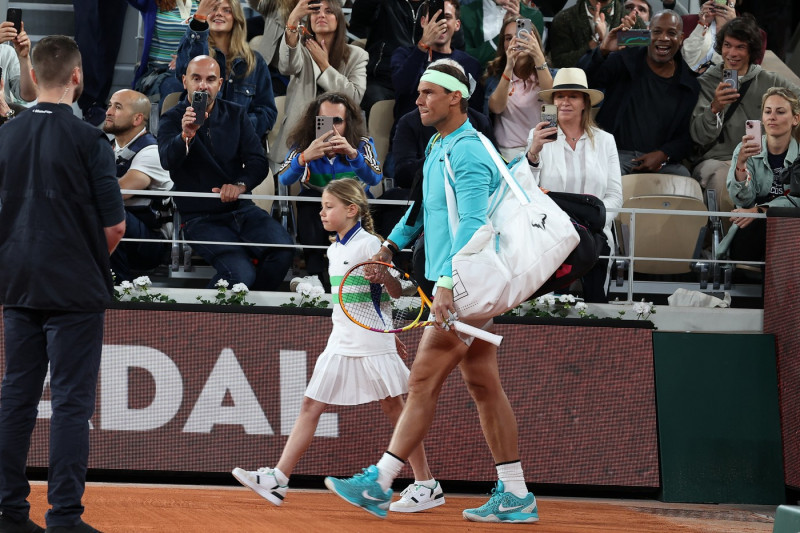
left=24, top=482, right=775, bottom=532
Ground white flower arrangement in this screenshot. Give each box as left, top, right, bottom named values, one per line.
left=114, top=275, right=175, bottom=304
left=281, top=282, right=328, bottom=308
left=197, top=279, right=255, bottom=306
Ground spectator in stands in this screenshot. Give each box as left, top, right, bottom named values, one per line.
left=0, top=18, right=35, bottom=106
left=460, top=0, right=544, bottom=70
left=525, top=68, right=621, bottom=302
left=175, top=0, right=278, bottom=138
left=690, top=15, right=800, bottom=214
left=484, top=15, right=553, bottom=160
left=578, top=10, right=699, bottom=176
left=270, top=0, right=366, bottom=172
left=104, top=89, right=175, bottom=282
left=128, top=1, right=199, bottom=101
left=725, top=87, right=800, bottom=262
left=681, top=0, right=736, bottom=75
left=159, top=55, right=293, bottom=290
left=624, top=0, right=650, bottom=25
left=348, top=0, right=425, bottom=114
left=246, top=0, right=297, bottom=96
left=0, top=80, right=22, bottom=127
left=0, top=35, right=125, bottom=533
left=277, top=92, right=382, bottom=288
left=73, top=1, right=130, bottom=125
left=522, top=0, right=568, bottom=18
left=550, top=0, right=643, bottom=69
left=391, top=0, right=484, bottom=124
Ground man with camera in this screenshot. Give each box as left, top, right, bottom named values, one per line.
left=158, top=55, right=293, bottom=291
left=578, top=10, right=699, bottom=176
left=690, top=15, right=800, bottom=214
left=104, top=89, right=174, bottom=282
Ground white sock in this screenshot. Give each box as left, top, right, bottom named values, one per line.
left=496, top=461, right=528, bottom=498
left=376, top=452, right=405, bottom=492
left=415, top=478, right=436, bottom=489
left=273, top=467, right=289, bottom=486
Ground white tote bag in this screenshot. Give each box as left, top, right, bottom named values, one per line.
left=444, top=133, right=579, bottom=320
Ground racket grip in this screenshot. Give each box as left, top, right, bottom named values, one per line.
left=451, top=321, right=503, bottom=346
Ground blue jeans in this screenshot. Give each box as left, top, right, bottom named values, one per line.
left=109, top=209, right=169, bottom=282
left=0, top=308, right=104, bottom=527
left=183, top=203, right=294, bottom=290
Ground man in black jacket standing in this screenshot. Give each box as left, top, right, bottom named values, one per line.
left=0, top=35, right=125, bottom=533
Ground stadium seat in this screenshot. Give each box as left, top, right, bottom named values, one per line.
left=267, top=95, right=286, bottom=158
left=251, top=168, right=276, bottom=214
left=621, top=173, right=704, bottom=203
left=161, top=92, right=182, bottom=116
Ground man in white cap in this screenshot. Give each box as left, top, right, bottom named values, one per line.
left=324, top=59, right=539, bottom=524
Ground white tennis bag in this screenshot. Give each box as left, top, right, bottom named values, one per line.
left=444, top=133, right=579, bottom=320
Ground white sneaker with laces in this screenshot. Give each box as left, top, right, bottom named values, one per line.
left=389, top=481, right=445, bottom=513
left=232, top=467, right=288, bottom=506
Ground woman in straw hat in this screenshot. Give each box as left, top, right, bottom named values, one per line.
left=525, top=67, right=622, bottom=303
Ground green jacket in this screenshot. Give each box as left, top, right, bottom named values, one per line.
left=727, top=136, right=800, bottom=209
left=460, top=2, right=544, bottom=69
left=550, top=0, right=633, bottom=68
left=690, top=63, right=800, bottom=165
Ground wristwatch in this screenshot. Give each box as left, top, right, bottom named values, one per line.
left=5, top=109, right=14, bottom=120
left=234, top=181, right=247, bottom=191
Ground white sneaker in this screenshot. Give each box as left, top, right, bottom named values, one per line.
left=389, top=481, right=445, bottom=513
left=232, top=467, right=288, bottom=506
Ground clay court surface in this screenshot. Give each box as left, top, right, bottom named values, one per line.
left=24, top=482, right=776, bottom=532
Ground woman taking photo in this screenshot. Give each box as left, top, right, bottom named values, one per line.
left=277, top=92, right=382, bottom=288
left=484, top=15, right=553, bottom=160
left=726, top=87, right=800, bottom=261
left=525, top=68, right=622, bottom=303
left=269, top=0, right=367, bottom=171
left=174, top=0, right=277, bottom=138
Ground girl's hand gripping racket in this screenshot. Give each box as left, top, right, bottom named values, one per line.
left=338, top=261, right=503, bottom=346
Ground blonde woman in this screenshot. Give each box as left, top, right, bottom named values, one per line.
left=526, top=68, right=622, bottom=302
left=725, top=87, right=800, bottom=261
left=269, top=0, right=367, bottom=170
left=484, top=15, right=553, bottom=160
left=175, top=0, right=277, bottom=137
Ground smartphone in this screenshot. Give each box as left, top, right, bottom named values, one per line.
left=191, top=91, right=209, bottom=126
left=516, top=18, right=533, bottom=40
left=745, top=120, right=762, bottom=152
left=6, top=8, right=21, bottom=33
left=425, top=0, right=445, bottom=19
left=722, top=68, right=739, bottom=91
left=308, top=0, right=321, bottom=11
left=713, top=0, right=728, bottom=6
left=541, top=104, right=558, bottom=141
left=315, top=115, right=335, bottom=141
left=617, top=29, right=651, bottom=46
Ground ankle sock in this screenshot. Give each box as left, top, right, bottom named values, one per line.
left=376, top=452, right=405, bottom=492
left=496, top=460, right=528, bottom=498
left=415, top=478, right=436, bottom=489
left=273, top=467, right=289, bottom=486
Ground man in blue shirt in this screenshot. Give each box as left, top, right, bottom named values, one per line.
left=325, top=60, right=539, bottom=524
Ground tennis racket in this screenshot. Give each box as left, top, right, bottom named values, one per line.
left=338, top=261, right=503, bottom=346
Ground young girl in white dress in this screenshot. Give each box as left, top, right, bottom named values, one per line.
left=232, top=179, right=444, bottom=513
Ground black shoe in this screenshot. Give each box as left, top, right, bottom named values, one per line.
left=45, top=521, right=101, bottom=533
left=0, top=515, right=45, bottom=533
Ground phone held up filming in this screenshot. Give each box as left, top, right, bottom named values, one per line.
left=723, top=68, right=739, bottom=92
left=192, top=91, right=209, bottom=126
left=745, top=120, right=762, bottom=152
left=315, top=115, right=335, bottom=141
left=541, top=104, right=557, bottom=141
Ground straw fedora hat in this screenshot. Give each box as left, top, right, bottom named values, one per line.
left=539, top=68, right=604, bottom=106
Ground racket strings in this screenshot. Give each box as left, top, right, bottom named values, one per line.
left=340, top=264, right=423, bottom=332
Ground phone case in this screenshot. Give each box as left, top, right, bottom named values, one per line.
left=6, top=9, right=21, bottom=32
left=315, top=116, right=335, bottom=140
left=722, top=69, right=738, bottom=91
left=192, top=92, right=208, bottom=126
left=745, top=120, right=762, bottom=151
left=617, top=29, right=651, bottom=46
left=426, top=0, right=445, bottom=18
left=516, top=18, right=533, bottom=39
left=541, top=105, right=557, bottom=140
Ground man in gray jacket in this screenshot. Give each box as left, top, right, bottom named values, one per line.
left=690, top=15, right=800, bottom=213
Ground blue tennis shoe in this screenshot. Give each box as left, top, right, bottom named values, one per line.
left=462, top=480, right=539, bottom=523
left=324, top=465, right=393, bottom=518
